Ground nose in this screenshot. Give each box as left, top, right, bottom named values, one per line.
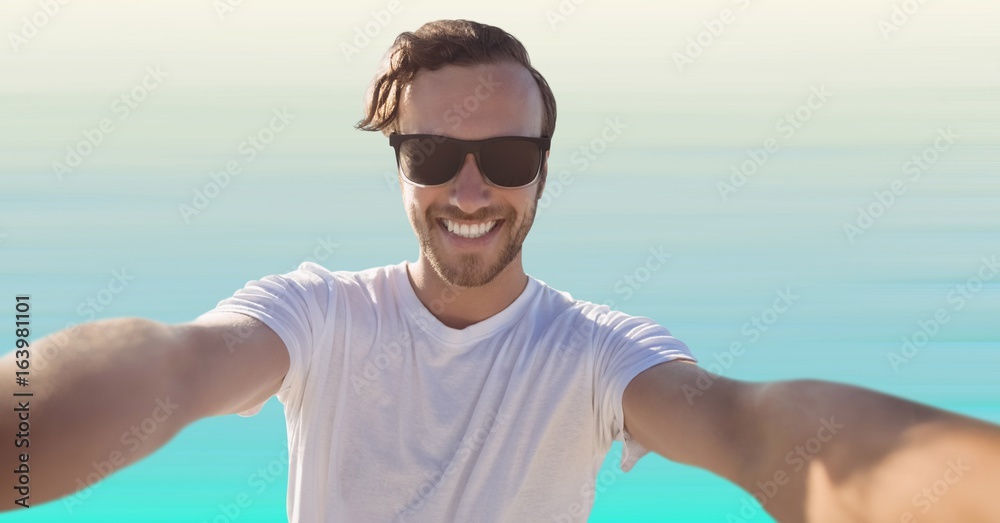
left=448, top=153, right=491, bottom=214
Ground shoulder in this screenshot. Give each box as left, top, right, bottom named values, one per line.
left=290, top=260, right=402, bottom=293
left=532, top=277, right=663, bottom=330
left=529, top=277, right=677, bottom=345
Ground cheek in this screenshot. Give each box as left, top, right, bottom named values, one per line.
left=513, top=190, right=539, bottom=214
left=401, top=190, right=422, bottom=223
left=403, top=187, right=439, bottom=221
left=401, top=184, right=422, bottom=207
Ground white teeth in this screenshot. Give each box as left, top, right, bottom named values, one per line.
left=443, top=219, right=497, bottom=239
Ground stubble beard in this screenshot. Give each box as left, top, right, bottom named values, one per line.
left=410, top=199, right=537, bottom=288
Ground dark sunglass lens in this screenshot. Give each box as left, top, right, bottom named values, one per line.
left=479, top=140, right=541, bottom=188
left=399, top=137, right=462, bottom=185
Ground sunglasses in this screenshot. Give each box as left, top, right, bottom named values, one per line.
left=389, top=134, right=551, bottom=189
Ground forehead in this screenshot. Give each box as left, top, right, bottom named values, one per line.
left=396, top=62, right=544, bottom=139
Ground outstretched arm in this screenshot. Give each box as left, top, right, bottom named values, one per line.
left=0, top=313, right=288, bottom=510
left=622, top=361, right=1000, bottom=523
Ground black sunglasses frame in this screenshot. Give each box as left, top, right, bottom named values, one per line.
left=388, top=133, right=551, bottom=189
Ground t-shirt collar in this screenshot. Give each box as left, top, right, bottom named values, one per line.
left=392, top=260, right=540, bottom=345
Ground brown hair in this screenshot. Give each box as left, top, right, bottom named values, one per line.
left=355, top=19, right=557, bottom=138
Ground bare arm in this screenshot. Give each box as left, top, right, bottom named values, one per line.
left=0, top=313, right=288, bottom=510
left=623, top=361, right=1000, bottom=522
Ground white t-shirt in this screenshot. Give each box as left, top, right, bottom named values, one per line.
left=199, top=261, right=697, bottom=522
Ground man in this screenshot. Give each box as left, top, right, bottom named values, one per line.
left=2, top=19, right=999, bottom=522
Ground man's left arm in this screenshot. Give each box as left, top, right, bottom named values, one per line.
left=622, top=361, right=1000, bottom=523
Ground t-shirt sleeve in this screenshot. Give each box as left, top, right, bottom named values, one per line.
left=195, top=261, right=335, bottom=417
left=592, top=307, right=697, bottom=472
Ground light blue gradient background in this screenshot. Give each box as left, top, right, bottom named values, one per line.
left=1, top=1, right=998, bottom=521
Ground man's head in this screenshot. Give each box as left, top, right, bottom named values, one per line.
left=357, top=20, right=557, bottom=288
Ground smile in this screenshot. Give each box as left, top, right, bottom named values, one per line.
left=442, top=219, right=498, bottom=239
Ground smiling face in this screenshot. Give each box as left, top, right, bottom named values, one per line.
left=396, top=62, right=548, bottom=288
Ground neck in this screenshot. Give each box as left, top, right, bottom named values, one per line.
left=406, top=255, right=528, bottom=330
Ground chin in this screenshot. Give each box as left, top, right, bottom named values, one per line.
left=407, top=201, right=533, bottom=288
left=427, top=249, right=503, bottom=288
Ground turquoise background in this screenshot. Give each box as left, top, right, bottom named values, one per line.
left=1, top=1, right=998, bottom=521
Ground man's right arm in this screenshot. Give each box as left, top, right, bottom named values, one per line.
left=0, top=312, right=288, bottom=510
